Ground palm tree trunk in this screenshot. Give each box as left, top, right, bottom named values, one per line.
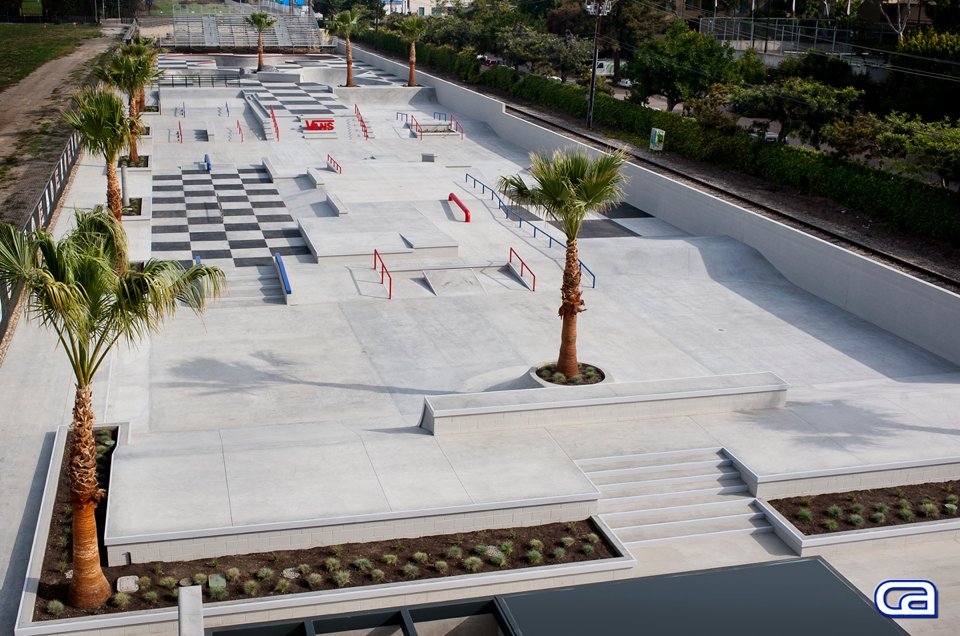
left=258, top=32, right=264, bottom=72
left=67, top=385, right=111, bottom=609
left=346, top=38, right=354, bottom=87
left=128, top=97, right=140, bottom=165
left=408, top=40, right=416, bottom=87
left=556, top=239, right=584, bottom=378
left=106, top=159, right=122, bottom=221
left=139, top=84, right=146, bottom=111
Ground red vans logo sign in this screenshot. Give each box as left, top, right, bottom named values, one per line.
left=305, top=119, right=335, bottom=131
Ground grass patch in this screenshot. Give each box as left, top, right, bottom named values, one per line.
left=0, top=24, right=100, bottom=94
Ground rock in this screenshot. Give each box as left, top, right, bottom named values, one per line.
left=179, top=577, right=193, bottom=587
left=64, top=569, right=73, bottom=580
left=281, top=568, right=299, bottom=580
left=208, top=574, right=226, bottom=590
left=116, top=575, right=139, bottom=593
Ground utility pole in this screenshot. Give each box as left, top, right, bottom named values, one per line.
left=584, top=0, right=613, bottom=129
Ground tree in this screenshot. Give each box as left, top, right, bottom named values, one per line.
left=734, top=48, right=767, bottom=85
left=0, top=208, right=224, bottom=609
left=884, top=114, right=960, bottom=190
left=398, top=16, right=429, bottom=87
left=542, top=33, right=592, bottom=82
left=626, top=21, right=736, bottom=112
left=245, top=12, right=278, bottom=73
left=927, top=0, right=960, bottom=33
left=96, top=54, right=152, bottom=166
left=875, top=0, right=916, bottom=42
left=499, top=24, right=548, bottom=71
left=821, top=111, right=891, bottom=162
left=498, top=150, right=626, bottom=379
left=65, top=87, right=134, bottom=222
left=120, top=39, right=161, bottom=112
left=329, top=9, right=367, bottom=88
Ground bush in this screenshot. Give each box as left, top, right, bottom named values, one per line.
left=242, top=580, right=259, bottom=596
left=111, top=592, right=132, bottom=609
left=462, top=556, right=483, bottom=572
left=822, top=519, right=839, bottom=531
left=46, top=599, right=65, bottom=616
left=918, top=502, right=940, bottom=518
left=208, top=587, right=228, bottom=602
left=490, top=553, right=507, bottom=567
left=297, top=563, right=312, bottom=575
left=324, top=557, right=340, bottom=572
left=142, top=590, right=160, bottom=604
left=528, top=539, right=544, bottom=551
left=584, top=532, right=600, bottom=544
left=352, top=558, right=372, bottom=572
left=192, top=573, right=207, bottom=585
left=848, top=513, right=865, bottom=527
left=874, top=502, right=889, bottom=514
left=946, top=494, right=959, bottom=505
left=158, top=576, right=177, bottom=590
left=583, top=545, right=595, bottom=555
left=435, top=560, right=449, bottom=573
left=274, top=579, right=290, bottom=593
left=371, top=568, right=386, bottom=582
left=381, top=554, right=397, bottom=565
left=527, top=549, right=543, bottom=564
left=306, top=572, right=324, bottom=589
left=870, top=512, right=886, bottom=523
left=225, top=567, right=241, bottom=582
left=850, top=503, right=865, bottom=514
left=552, top=547, right=566, bottom=560
left=256, top=567, right=274, bottom=581
left=445, top=546, right=463, bottom=560
left=899, top=508, right=915, bottom=521
left=560, top=537, right=575, bottom=548
left=402, top=563, right=420, bottom=579
left=946, top=503, right=958, bottom=515
left=500, top=541, right=514, bottom=555
left=826, top=505, right=842, bottom=518
left=412, top=551, right=429, bottom=564
left=137, top=575, right=152, bottom=590
left=332, top=570, right=352, bottom=588
left=796, top=507, right=812, bottom=522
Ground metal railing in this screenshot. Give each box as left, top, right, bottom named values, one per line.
left=269, top=105, right=280, bottom=141
left=274, top=252, right=292, bottom=295
left=508, top=247, right=536, bottom=292
left=0, top=132, right=83, bottom=349
left=326, top=154, right=342, bottom=174
left=373, top=249, right=393, bottom=299
left=409, top=114, right=423, bottom=140
left=698, top=17, right=881, bottom=54
left=354, top=104, right=369, bottom=141
left=157, top=75, right=243, bottom=88
left=236, top=120, right=244, bottom=142
left=450, top=115, right=464, bottom=140
left=447, top=193, right=471, bottom=222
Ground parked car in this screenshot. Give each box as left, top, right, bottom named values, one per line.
left=476, top=54, right=503, bottom=67
left=617, top=78, right=632, bottom=88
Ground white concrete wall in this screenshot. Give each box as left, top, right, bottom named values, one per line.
left=347, top=44, right=960, bottom=368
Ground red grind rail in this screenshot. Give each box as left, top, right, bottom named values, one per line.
left=447, top=192, right=471, bottom=222
left=373, top=249, right=393, bottom=299
left=269, top=105, right=280, bottom=141
left=450, top=115, right=465, bottom=140
left=326, top=154, right=342, bottom=174
left=236, top=120, right=244, bottom=143
left=409, top=114, right=423, bottom=140
left=509, top=247, right=536, bottom=292
left=354, top=104, right=369, bottom=141
left=178, top=120, right=183, bottom=144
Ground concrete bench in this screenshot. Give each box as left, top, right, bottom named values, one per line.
left=205, top=122, right=216, bottom=142
left=306, top=167, right=325, bottom=189
left=263, top=158, right=299, bottom=181
left=419, top=372, right=788, bottom=435
left=326, top=192, right=349, bottom=216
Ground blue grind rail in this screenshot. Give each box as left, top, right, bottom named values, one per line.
left=274, top=251, right=292, bottom=295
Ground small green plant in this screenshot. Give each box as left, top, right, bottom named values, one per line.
left=947, top=494, right=959, bottom=505
left=402, top=563, right=420, bottom=579
left=583, top=545, right=595, bottom=555
left=46, top=599, right=65, bottom=616
left=454, top=534, right=463, bottom=546
left=552, top=547, right=566, bottom=560
left=333, top=570, right=352, bottom=588
left=846, top=493, right=858, bottom=502
left=137, top=575, right=152, bottom=590
left=945, top=503, right=958, bottom=515
left=298, top=563, right=312, bottom=575
left=435, top=560, right=449, bottom=573
left=331, top=545, right=344, bottom=557
left=527, top=550, right=543, bottom=564
left=242, top=580, right=259, bottom=596
left=894, top=488, right=906, bottom=498
left=142, top=590, right=159, bottom=604
left=560, top=536, right=575, bottom=548
left=473, top=545, right=489, bottom=556
left=208, top=587, right=228, bottom=602
left=500, top=541, right=514, bottom=555
left=796, top=507, right=812, bottom=522
left=918, top=502, right=939, bottom=518
left=445, top=546, right=463, bottom=560
left=225, top=567, right=241, bottom=582
left=256, top=567, right=274, bottom=581
left=412, top=551, right=429, bottom=564
left=274, top=579, right=290, bottom=593
left=392, top=540, right=405, bottom=551
left=528, top=539, right=544, bottom=551
left=850, top=503, right=865, bottom=514
left=306, top=572, right=324, bottom=589
left=208, top=557, right=220, bottom=569
left=798, top=497, right=812, bottom=507
left=111, top=592, right=132, bottom=609
left=463, top=556, right=483, bottom=572
left=158, top=576, right=177, bottom=590
left=153, top=563, right=164, bottom=575
left=947, top=483, right=956, bottom=493
left=566, top=522, right=577, bottom=532
left=352, top=558, right=372, bottom=572
left=899, top=508, right=915, bottom=521
left=551, top=372, right=566, bottom=383
left=324, top=557, right=341, bottom=572
left=569, top=375, right=583, bottom=384
left=848, top=514, right=864, bottom=527
left=269, top=552, right=279, bottom=562
left=57, top=535, right=68, bottom=548
left=192, top=573, right=208, bottom=585
left=870, top=512, right=886, bottom=524
left=825, top=505, right=842, bottom=518
left=584, top=532, right=600, bottom=544
left=56, top=559, right=67, bottom=573
left=371, top=568, right=385, bottom=582
left=898, top=498, right=912, bottom=510
left=490, top=553, right=507, bottom=567
left=381, top=554, right=397, bottom=565
left=874, top=502, right=889, bottom=513
left=822, top=519, right=839, bottom=531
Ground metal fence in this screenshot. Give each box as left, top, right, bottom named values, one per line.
left=0, top=132, right=83, bottom=345
left=157, top=75, right=243, bottom=88
left=699, top=17, right=890, bottom=53
left=0, top=15, right=99, bottom=24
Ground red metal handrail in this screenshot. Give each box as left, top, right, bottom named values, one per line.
left=269, top=105, right=280, bottom=141
left=409, top=114, right=422, bottom=140
left=509, top=247, right=536, bottom=292
left=236, top=119, right=244, bottom=143
left=447, top=192, right=471, bottom=223
left=354, top=104, right=369, bottom=140
left=326, top=154, right=342, bottom=174
left=373, top=249, right=393, bottom=299
left=177, top=120, right=183, bottom=144
left=450, top=114, right=464, bottom=140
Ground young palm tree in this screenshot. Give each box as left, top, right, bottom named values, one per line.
left=329, top=9, right=367, bottom=88
left=0, top=207, right=225, bottom=609
left=120, top=40, right=160, bottom=112
left=499, top=149, right=627, bottom=379
left=398, top=16, right=429, bottom=87
left=65, top=87, right=134, bottom=222
left=245, top=12, right=278, bottom=72
left=96, top=54, right=153, bottom=165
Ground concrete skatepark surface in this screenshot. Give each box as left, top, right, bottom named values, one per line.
left=2, top=52, right=960, bottom=634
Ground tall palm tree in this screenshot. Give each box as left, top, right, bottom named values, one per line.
left=329, top=9, right=367, bottom=88
left=0, top=208, right=225, bottom=609
left=499, top=149, right=626, bottom=379
left=120, top=39, right=160, bottom=112
left=65, top=87, right=134, bottom=222
left=398, top=16, right=429, bottom=87
left=245, top=12, right=278, bottom=72
left=96, top=54, right=153, bottom=166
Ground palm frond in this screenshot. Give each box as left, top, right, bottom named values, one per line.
left=65, top=86, right=131, bottom=162
left=0, top=222, right=37, bottom=285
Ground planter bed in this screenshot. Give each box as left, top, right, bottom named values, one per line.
left=117, top=155, right=149, bottom=169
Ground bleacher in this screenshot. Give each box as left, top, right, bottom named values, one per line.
left=173, top=14, right=329, bottom=51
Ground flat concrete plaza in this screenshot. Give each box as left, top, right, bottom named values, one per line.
left=2, top=51, right=960, bottom=634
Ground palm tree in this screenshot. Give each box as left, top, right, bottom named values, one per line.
left=120, top=39, right=160, bottom=112
left=0, top=207, right=225, bottom=609
left=245, top=12, right=278, bottom=72
left=96, top=54, right=153, bottom=166
left=65, top=87, right=134, bottom=222
left=499, top=149, right=626, bottom=379
left=329, top=9, right=367, bottom=88
left=398, top=16, right=429, bottom=87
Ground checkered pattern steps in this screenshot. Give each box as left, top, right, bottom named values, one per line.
left=240, top=80, right=349, bottom=117
left=150, top=166, right=310, bottom=268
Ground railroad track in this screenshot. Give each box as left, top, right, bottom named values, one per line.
left=504, top=104, right=960, bottom=293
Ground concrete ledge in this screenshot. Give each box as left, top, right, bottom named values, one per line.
left=205, top=122, right=216, bottom=142
left=420, top=372, right=788, bottom=435
left=326, top=192, right=349, bottom=216
left=306, top=167, right=325, bottom=189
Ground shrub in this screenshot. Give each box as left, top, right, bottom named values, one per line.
left=402, top=564, right=420, bottom=579
left=551, top=372, right=566, bottom=383
left=850, top=503, right=865, bottom=514
left=208, top=587, right=228, bottom=602
left=796, top=507, right=812, bottom=522
left=462, top=556, right=483, bottom=572
left=946, top=494, right=959, bottom=505
left=256, top=567, right=274, bottom=581
left=192, top=573, right=207, bottom=585
left=848, top=514, right=865, bottom=527
left=297, top=563, right=312, bottom=575
left=137, top=575, right=152, bottom=590
left=870, top=512, right=886, bottom=524
left=306, top=572, right=324, bottom=589
left=584, top=533, right=600, bottom=544
left=798, top=497, right=812, bottom=507
left=371, top=568, right=386, bottom=582
left=274, top=579, right=290, bottom=593
left=560, top=537, right=575, bottom=548
left=825, top=505, right=842, bottom=518
left=142, top=590, right=159, bottom=604
left=158, top=576, right=177, bottom=590
left=332, top=570, right=352, bottom=588
left=490, top=553, right=507, bottom=567
left=500, top=541, right=514, bottom=555
left=946, top=503, right=958, bottom=515
left=46, top=599, right=65, bottom=616
left=331, top=545, right=344, bottom=557
left=225, top=567, right=241, bottom=582
left=899, top=508, right=915, bottom=521
left=527, top=550, right=543, bottom=564
left=352, top=558, right=372, bottom=572
left=822, top=519, right=839, bottom=531
left=111, top=592, right=132, bottom=609
left=473, top=545, right=489, bottom=556
left=412, top=551, right=429, bottom=564
left=919, top=502, right=940, bottom=518
left=874, top=502, right=889, bottom=513
left=528, top=539, right=544, bottom=551
left=242, top=580, right=259, bottom=596
left=445, top=546, right=463, bottom=560
left=583, top=545, right=595, bottom=555
left=552, top=547, right=566, bottom=560
left=435, top=560, right=449, bottom=573
left=899, top=498, right=912, bottom=509
left=324, top=557, right=340, bottom=572
left=381, top=554, right=398, bottom=565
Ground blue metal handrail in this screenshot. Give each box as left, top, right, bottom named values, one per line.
left=274, top=252, right=292, bottom=295
left=433, top=111, right=449, bottom=121
left=463, top=173, right=597, bottom=288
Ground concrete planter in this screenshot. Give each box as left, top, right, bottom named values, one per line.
left=528, top=361, right=611, bottom=388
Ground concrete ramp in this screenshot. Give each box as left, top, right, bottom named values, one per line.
left=424, top=268, right=485, bottom=297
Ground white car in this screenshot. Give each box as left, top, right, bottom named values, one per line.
left=617, top=78, right=633, bottom=88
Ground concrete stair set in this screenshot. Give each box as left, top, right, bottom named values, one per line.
left=577, top=448, right=771, bottom=548
left=219, top=265, right=285, bottom=306
left=173, top=14, right=325, bottom=50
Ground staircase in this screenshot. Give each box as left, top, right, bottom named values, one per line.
left=220, top=266, right=285, bottom=307
left=577, top=448, right=771, bottom=549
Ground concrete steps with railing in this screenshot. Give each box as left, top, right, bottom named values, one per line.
left=218, top=266, right=283, bottom=306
